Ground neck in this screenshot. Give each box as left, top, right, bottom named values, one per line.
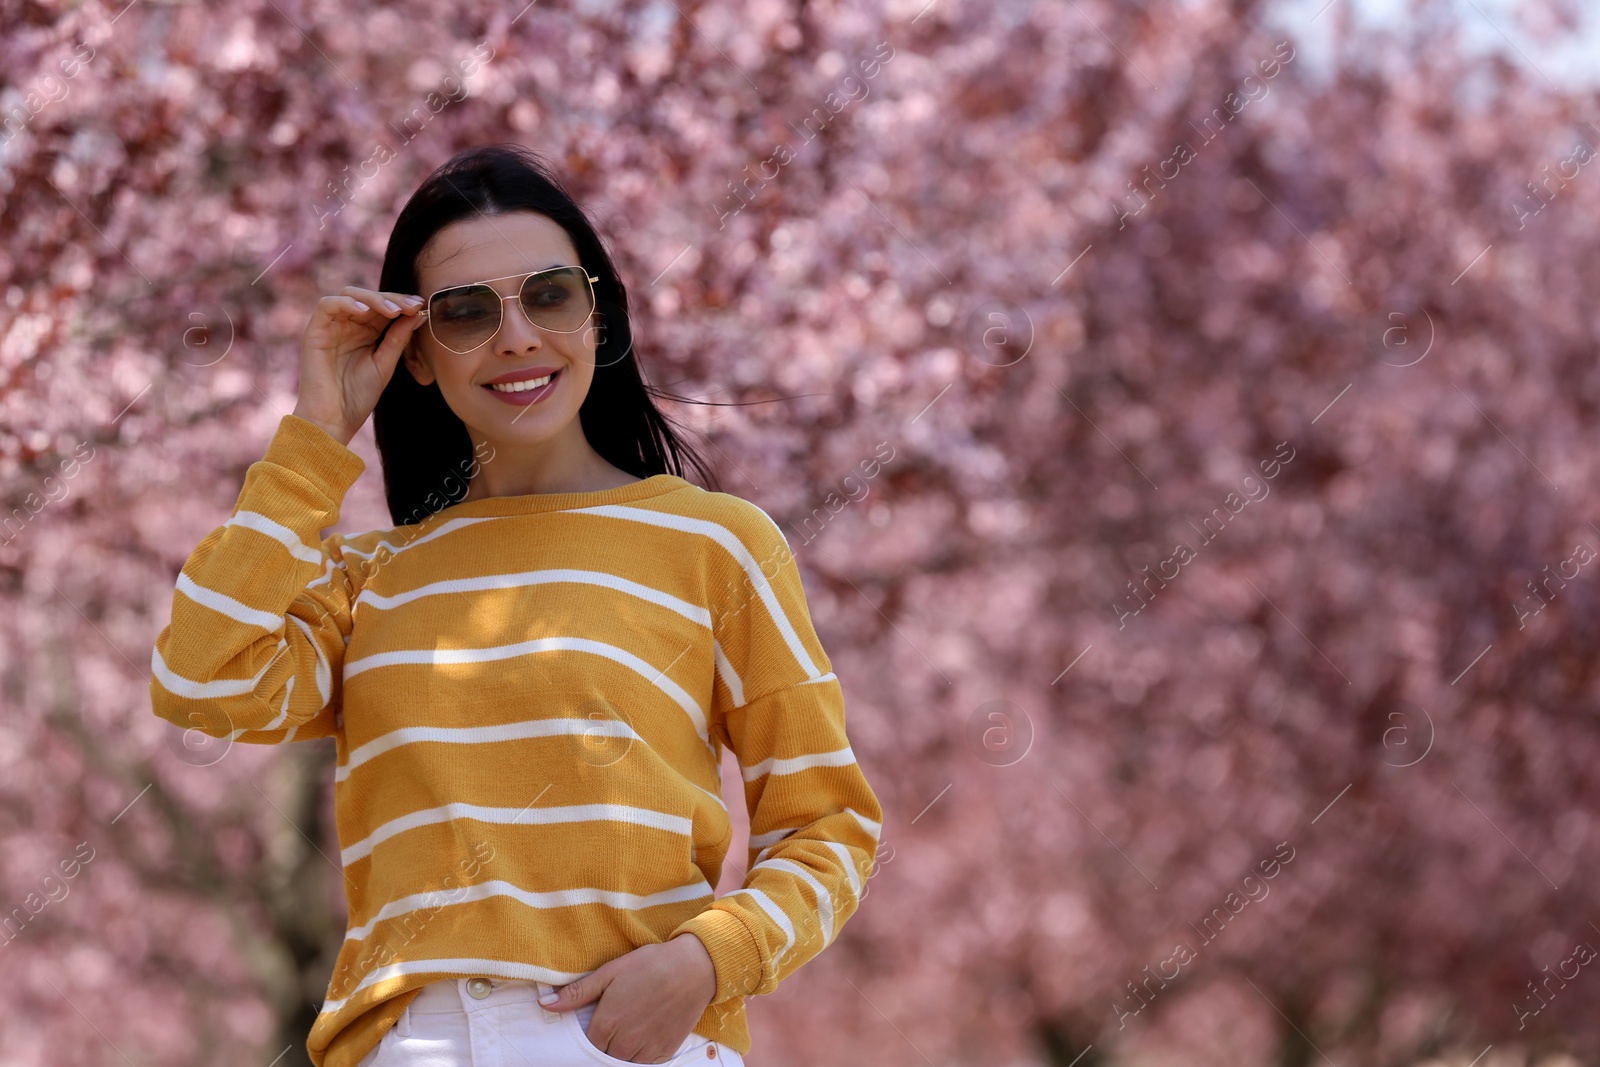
left=463, top=423, right=639, bottom=499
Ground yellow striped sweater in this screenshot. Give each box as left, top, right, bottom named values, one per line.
left=148, top=414, right=884, bottom=1067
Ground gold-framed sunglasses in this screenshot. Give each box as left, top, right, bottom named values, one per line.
left=418, top=265, right=600, bottom=354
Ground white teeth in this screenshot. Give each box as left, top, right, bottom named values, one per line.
left=488, top=373, right=554, bottom=393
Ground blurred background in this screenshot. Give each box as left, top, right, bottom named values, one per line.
left=3, top=0, right=1599, bottom=1064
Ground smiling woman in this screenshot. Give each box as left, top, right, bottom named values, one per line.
left=393, top=211, right=627, bottom=503
left=147, top=143, right=884, bottom=1067
left=367, top=146, right=723, bottom=522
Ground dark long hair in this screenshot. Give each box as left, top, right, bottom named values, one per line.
left=373, top=143, right=720, bottom=526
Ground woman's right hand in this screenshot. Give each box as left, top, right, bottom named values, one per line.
left=293, top=285, right=428, bottom=446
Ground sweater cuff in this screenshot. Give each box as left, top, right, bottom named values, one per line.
left=264, top=414, right=367, bottom=504
left=670, top=906, right=764, bottom=1004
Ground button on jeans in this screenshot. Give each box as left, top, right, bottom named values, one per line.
left=354, top=976, right=746, bottom=1066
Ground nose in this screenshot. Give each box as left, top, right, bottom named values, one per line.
left=493, top=296, right=545, bottom=357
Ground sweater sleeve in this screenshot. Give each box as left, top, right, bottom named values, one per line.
left=149, top=414, right=368, bottom=745
left=669, top=502, right=883, bottom=1005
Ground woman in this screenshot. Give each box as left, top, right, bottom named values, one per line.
left=149, top=143, right=883, bottom=1067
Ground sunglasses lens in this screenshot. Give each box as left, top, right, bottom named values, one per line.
left=520, top=267, right=593, bottom=332
left=430, top=284, right=502, bottom=351
left=426, top=269, right=596, bottom=352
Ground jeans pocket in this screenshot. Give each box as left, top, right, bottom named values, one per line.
left=566, top=1011, right=640, bottom=1066
left=564, top=1011, right=712, bottom=1066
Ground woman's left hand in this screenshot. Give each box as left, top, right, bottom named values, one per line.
left=540, top=933, right=718, bottom=1063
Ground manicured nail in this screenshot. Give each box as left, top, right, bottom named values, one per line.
left=405, top=295, right=423, bottom=306
left=538, top=992, right=559, bottom=1005
left=383, top=299, right=400, bottom=313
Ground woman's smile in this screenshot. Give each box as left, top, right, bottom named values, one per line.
left=482, top=367, right=562, bottom=407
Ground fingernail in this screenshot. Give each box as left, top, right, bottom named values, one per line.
left=383, top=299, right=400, bottom=313
left=538, top=992, right=559, bottom=1005
left=405, top=295, right=423, bottom=306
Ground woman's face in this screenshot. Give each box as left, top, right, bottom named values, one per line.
left=403, top=210, right=599, bottom=451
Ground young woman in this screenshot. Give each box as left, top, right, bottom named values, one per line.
left=149, top=143, right=883, bottom=1067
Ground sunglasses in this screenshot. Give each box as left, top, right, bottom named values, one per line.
left=417, top=265, right=600, bottom=354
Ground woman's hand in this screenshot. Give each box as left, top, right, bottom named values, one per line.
left=293, top=285, right=427, bottom=446
left=539, top=933, right=719, bottom=1063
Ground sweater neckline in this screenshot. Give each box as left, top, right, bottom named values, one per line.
left=426, top=473, right=691, bottom=520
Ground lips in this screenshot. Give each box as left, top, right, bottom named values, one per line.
left=482, top=368, right=561, bottom=406
left=485, top=371, right=556, bottom=393
left=482, top=365, right=561, bottom=387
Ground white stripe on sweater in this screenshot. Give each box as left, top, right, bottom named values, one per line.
left=749, top=825, right=799, bottom=850
left=712, top=640, right=744, bottom=707
left=159, top=560, right=346, bottom=700
left=331, top=714, right=722, bottom=815
left=748, top=808, right=880, bottom=855
left=341, top=802, right=694, bottom=866
left=741, top=745, right=857, bottom=782
left=224, top=510, right=324, bottom=567
left=150, top=639, right=276, bottom=699
left=336, top=717, right=646, bottom=783
left=286, top=614, right=331, bottom=709
left=821, top=841, right=864, bottom=901
left=567, top=505, right=822, bottom=679
left=847, top=806, right=883, bottom=841
left=343, top=636, right=708, bottom=742
left=751, top=857, right=835, bottom=947
left=306, top=557, right=338, bottom=591
left=336, top=516, right=501, bottom=563
left=175, top=571, right=284, bottom=631
left=342, top=876, right=713, bottom=943
left=354, top=568, right=710, bottom=625
left=352, top=569, right=750, bottom=716
left=724, top=887, right=796, bottom=973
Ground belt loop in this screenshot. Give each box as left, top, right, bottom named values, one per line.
left=396, top=1001, right=412, bottom=1038
left=537, top=980, right=560, bottom=1024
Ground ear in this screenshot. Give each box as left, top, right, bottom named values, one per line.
left=402, top=335, right=436, bottom=386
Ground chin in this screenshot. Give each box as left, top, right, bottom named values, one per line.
left=471, top=400, right=579, bottom=440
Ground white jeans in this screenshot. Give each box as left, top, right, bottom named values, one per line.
left=355, top=976, right=747, bottom=1067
